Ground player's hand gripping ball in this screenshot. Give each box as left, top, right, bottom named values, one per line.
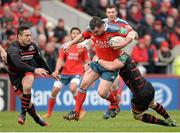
left=109, top=36, right=125, bottom=50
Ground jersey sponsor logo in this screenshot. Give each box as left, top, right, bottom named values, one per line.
left=21, top=55, right=34, bottom=60
left=68, top=53, right=78, bottom=60
left=152, top=82, right=172, bottom=107
left=119, top=27, right=128, bottom=35
left=94, top=40, right=110, bottom=48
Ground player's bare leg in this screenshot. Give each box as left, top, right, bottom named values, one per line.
left=70, top=82, right=86, bottom=119
left=63, top=69, right=99, bottom=121
left=149, top=100, right=177, bottom=126
left=42, top=86, right=61, bottom=118
left=103, top=77, right=121, bottom=119
left=98, top=79, right=120, bottom=119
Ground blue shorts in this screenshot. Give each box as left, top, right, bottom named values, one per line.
left=89, top=62, right=118, bottom=82
left=60, top=74, right=81, bottom=85
left=53, top=74, right=81, bottom=88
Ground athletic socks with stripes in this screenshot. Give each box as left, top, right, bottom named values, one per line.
left=21, top=93, right=31, bottom=113
left=153, top=103, right=170, bottom=119
left=142, top=113, right=168, bottom=126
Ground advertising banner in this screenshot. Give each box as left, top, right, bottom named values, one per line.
left=0, top=77, right=9, bottom=111
left=16, top=77, right=180, bottom=111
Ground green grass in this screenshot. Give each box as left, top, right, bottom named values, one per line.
left=0, top=111, right=180, bottom=132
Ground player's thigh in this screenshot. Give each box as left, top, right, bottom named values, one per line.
left=21, top=73, right=34, bottom=90
left=80, top=68, right=100, bottom=89
left=98, top=78, right=113, bottom=97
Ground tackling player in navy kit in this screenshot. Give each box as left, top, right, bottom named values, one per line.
left=94, top=52, right=177, bottom=127
left=7, top=25, right=59, bottom=126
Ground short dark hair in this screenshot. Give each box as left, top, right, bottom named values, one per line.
left=89, top=16, right=104, bottom=30
left=70, top=27, right=81, bottom=33
left=106, top=5, right=118, bottom=11
left=17, top=25, right=29, bottom=35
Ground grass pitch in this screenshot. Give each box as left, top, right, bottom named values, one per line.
left=0, top=111, right=180, bottom=132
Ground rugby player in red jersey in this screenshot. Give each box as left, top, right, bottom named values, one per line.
left=43, top=27, right=90, bottom=119
left=102, top=5, right=134, bottom=119
left=62, top=16, right=137, bottom=121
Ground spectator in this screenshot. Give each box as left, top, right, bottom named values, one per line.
left=168, top=8, right=179, bottom=21
left=127, top=3, right=143, bottom=30
left=38, top=34, right=47, bottom=57
left=156, top=2, right=171, bottom=25
left=164, top=16, right=175, bottom=38
left=44, top=42, right=58, bottom=71
left=169, top=22, right=180, bottom=48
left=118, top=0, right=127, bottom=20
left=138, top=13, right=155, bottom=37
left=54, top=18, right=67, bottom=43
left=97, top=0, right=109, bottom=18
left=29, top=5, right=47, bottom=29
left=19, top=10, right=32, bottom=27
left=151, top=20, right=167, bottom=49
left=144, top=34, right=158, bottom=73
left=82, top=0, right=99, bottom=16
left=158, top=41, right=174, bottom=73
left=131, top=38, right=148, bottom=63
left=45, top=21, right=55, bottom=41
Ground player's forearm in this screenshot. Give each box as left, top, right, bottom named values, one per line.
left=117, top=30, right=138, bottom=49
left=71, top=34, right=85, bottom=45
left=54, top=59, right=63, bottom=73
left=98, top=59, right=116, bottom=71
left=36, top=56, right=52, bottom=74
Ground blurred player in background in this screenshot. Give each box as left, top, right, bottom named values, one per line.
left=43, top=27, right=90, bottom=119
left=62, top=16, right=136, bottom=121
left=102, top=5, right=133, bottom=119
left=94, top=51, right=177, bottom=127
left=7, top=25, right=59, bottom=126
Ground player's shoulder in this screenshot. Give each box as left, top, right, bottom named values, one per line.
left=102, top=18, right=109, bottom=23
left=116, top=18, right=129, bottom=25
left=106, top=22, right=120, bottom=33
left=7, top=41, right=20, bottom=53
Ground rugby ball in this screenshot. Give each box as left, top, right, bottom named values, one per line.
left=109, top=36, right=125, bottom=46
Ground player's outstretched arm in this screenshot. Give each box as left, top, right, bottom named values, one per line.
left=54, top=58, right=64, bottom=75
left=61, top=34, right=85, bottom=51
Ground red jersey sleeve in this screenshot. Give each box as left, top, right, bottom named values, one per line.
left=82, top=28, right=92, bottom=39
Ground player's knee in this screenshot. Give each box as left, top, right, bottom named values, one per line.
left=53, top=80, right=63, bottom=88
left=70, top=83, right=77, bottom=94
left=98, top=90, right=106, bottom=98
left=133, top=112, right=143, bottom=120
left=149, top=100, right=157, bottom=109
left=51, top=87, right=60, bottom=97
left=23, top=89, right=31, bottom=94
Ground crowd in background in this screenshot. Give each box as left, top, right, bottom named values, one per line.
left=0, top=0, right=180, bottom=75
left=63, top=0, right=180, bottom=74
